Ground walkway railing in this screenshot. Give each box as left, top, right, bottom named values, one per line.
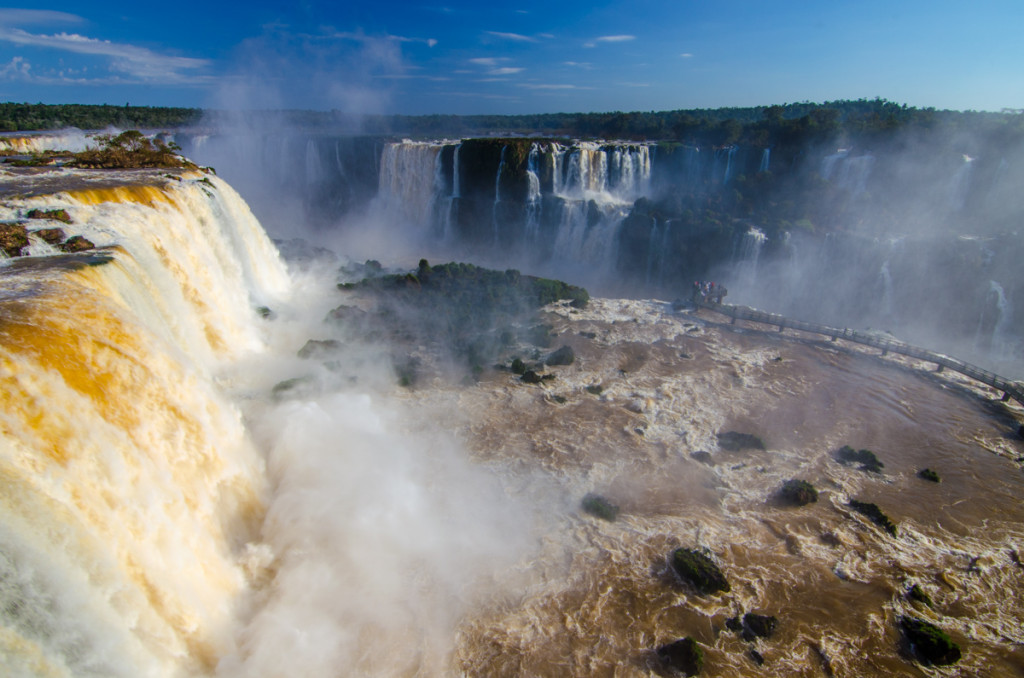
left=697, top=301, right=1024, bottom=406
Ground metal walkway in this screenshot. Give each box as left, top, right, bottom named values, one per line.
left=697, top=301, right=1024, bottom=406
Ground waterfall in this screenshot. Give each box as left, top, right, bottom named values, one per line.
left=524, top=143, right=542, bottom=245
left=879, top=261, right=894, bottom=318
left=493, top=144, right=508, bottom=246
left=733, top=226, right=767, bottom=292
left=986, top=280, right=1014, bottom=357
left=948, top=154, right=975, bottom=211
left=759, top=148, right=770, bottom=173
left=377, top=140, right=445, bottom=227
left=0, top=173, right=289, bottom=676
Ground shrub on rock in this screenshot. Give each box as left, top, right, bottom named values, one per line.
left=836, top=445, right=884, bottom=473
left=849, top=500, right=897, bottom=536
left=918, top=468, right=940, bottom=483
left=671, top=548, right=730, bottom=595
left=0, top=222, right=28, bottom=256
left=656, top=637, right=703, bottom=676
left=60, top=235, right=94, bottom=252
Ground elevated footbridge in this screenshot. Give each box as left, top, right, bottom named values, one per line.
left=697, top=301, right=1024, bottom=406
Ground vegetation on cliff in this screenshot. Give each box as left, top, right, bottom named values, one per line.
left=67, top=131, right=196, bottom=169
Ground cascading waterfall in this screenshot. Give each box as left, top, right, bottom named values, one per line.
left=0, top=172, right=290, bottom=677
left=732, top=226, right=767, bottom=292
left=759, top=148, right=770, bottom=173
left=492, top=145, right=508, bottom=246
left=985, top=280, right=1014, bottom=357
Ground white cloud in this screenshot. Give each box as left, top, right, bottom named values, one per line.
left=0, top=27, right=209, bottom=83
left=485, top=31, right=536, bottom=42
left=0, top=56, right=30, bottom=79
left=584, top=34, right=636, bottom=48
left=489, top=67, right=523, bottom=75
left=680, top=52, right=693, bottom=58
left=563, top=61, right=592, bottom=69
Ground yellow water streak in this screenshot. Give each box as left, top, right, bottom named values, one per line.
left=0, top=259, right=266, bottom=675
left=67, top=184, right=177, bottom=208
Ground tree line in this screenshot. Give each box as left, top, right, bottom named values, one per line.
left=3, top=99, right=1023, bottom=149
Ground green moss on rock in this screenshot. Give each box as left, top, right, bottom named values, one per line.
left=900, top=617, right=961, bottom=666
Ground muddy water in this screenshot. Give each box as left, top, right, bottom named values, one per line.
left=403, top=299, right=1024, bottom=676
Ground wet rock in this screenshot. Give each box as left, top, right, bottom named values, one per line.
left=917, top=468, right=941, bottom=483
left=670, top=548, right=730, bottom=595
left=545, top=344, right=575, bottom=366
left=297, top=339, right=342, bottom=360
left=778, top=479, right=818, bottom=506
left=585, top=384, right=603, bottom=395
left=520, top=370, right=544, bottom=384
left=325, top=304, right=368, bottom=325
left=656, top=637, right=703, bottom=676
left=717, top=431, right=765, bottom=452
left=581, top=493, right=620, bottom=521
left=256, top=306, right=275, bottom=320
left=835, top=445, right=884, bottom=473
left=33, top=227, right=66, bottom=245
left=60, top=235, right=95, bottom=252
left=0, top=222, right=28, bottom=256
left=725, top=617, right=743, bottom=633
left=690, top=451, right=714, bottom=466
left=742, top=613, right=778, bottom=640
left=748, top=648, right=765, bottom=666
left=849, top=500, right=898, bottom=537
left=271, top=376, right=316, bottom=400
left=26, top=208, right=72, bottom=223
left=899, top=616, right=961, bottom=666
left=510, top=357, right=527, bottom=375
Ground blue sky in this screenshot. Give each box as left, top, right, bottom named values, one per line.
left=0, top=1, right=1021, bottom=114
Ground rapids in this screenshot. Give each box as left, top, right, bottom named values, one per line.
left=1, top=151, right=1022, bottom=676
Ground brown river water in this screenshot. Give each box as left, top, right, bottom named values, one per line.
left=397, top=298, right=1024, bottom=677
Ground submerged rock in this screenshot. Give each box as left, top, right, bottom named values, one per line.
left=918, top=468, right=941, bottom=483
left=690, top=451, right=714, bottom=466
left=907, top=583, right=934, bottom=608
left=581, top=493, right=620, bottom=521
left=717, top=431, right=765, bottom=452
left=900, top=617, right=961, bottom=666
left=297, top=339, right=342, bottom=360
left=778, top=479, right=818, bottom=506
left=656, top=637, right=704, bottom=676
left=670, top=548, right=730, bottom=595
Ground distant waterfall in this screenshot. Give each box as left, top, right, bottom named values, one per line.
left=378, top=141, right=445, bottom=227
left=524, top=143, right=542, bottom=245
left=733, top=227, right=767, bottom=292
left=948, top=154, right=975, bottom=211
left=759, top=148, right=770, bottom=173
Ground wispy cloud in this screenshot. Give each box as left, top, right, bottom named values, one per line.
left=680, top=52, right=694, bottom=58
left=0, top=9, right=83, bottom=26
left=468, top=57, right=508, bottom=66
left=485, top=31, right=536, bottom=43
left=331, top=30, right=437, bottom=48
left=583, top=34, right=636, bottom=48
left=563, top=61, right=593, bottom=69
left=518, top=83, right=593, bottom=90
left=0, top=27, right=210, bottom=83
left=489, top=67, right=523, bottom=75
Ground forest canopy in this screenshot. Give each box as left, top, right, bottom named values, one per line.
left=3, top=100, right=1022, bottom=147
